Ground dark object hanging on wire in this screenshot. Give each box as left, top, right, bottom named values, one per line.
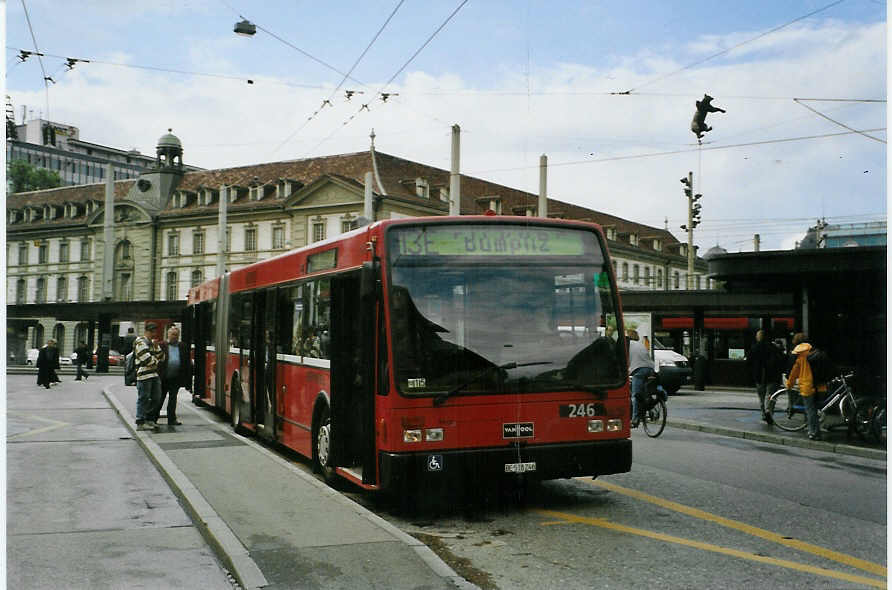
left=691, top=94, right=726, bottom=140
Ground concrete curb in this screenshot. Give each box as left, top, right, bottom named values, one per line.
left=102, top=387, right=268, bottom=590
left=667, top=419, right=887, bottom=461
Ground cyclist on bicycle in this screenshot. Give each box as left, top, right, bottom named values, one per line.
left=627, top=329, right=655, bottom=428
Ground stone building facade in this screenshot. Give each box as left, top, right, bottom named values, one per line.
left=6, top=130, right=709, bottom=359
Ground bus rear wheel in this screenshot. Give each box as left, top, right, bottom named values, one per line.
left=313, top=404, right=337, bottom=485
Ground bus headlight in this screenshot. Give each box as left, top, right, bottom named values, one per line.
left=606, top=419, right=622, bottom=432
left=424, top=428, right=444, bottom=442
left=587, top=420, right=604, bottom=433
left=403, top=429, right=422, bottom=443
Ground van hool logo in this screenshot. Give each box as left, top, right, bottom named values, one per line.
left=503, top=422, right=534, bottom=438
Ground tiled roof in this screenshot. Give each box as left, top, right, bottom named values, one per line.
left=7, top=149, right=681, bottom=250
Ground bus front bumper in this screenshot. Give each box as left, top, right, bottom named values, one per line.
left=379, top=439, right=632, bottom=490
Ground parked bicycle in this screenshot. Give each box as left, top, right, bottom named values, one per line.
left=765, top=373, right=871, bottom=438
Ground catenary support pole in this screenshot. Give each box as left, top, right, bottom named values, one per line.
left=539, top=154, right=548, bottom=218
left=216, top=185, right=227, bottom=278
left=449, top=124, right=461, bottom=216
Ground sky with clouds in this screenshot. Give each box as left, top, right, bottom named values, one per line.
left=5, top=0, right=887, bottom=251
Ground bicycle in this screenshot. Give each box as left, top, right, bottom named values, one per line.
left=765, top=373, right=870, bottom=438
left=632, top=374, right=667, bottom=438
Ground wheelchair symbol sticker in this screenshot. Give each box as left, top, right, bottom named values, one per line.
left=427, top=454, right=443, bottom=471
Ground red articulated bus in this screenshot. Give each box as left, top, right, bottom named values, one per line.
left=185, top=216, right=631, bottom=492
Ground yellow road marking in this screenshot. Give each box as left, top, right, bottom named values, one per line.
left=7, top=411, right=70, bottom=440
left=585, top=478, right=887, bottom=579
left=535, top=508, right=886, bottom=589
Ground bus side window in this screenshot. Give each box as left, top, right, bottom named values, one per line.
left=303, top=279, right=331, bottom=359
left=276, top=285, right=300, bottom=355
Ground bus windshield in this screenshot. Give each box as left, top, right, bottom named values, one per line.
left=388, top=225, right=625, bottom=397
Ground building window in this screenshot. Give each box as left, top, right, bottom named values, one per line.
left=674, top=272, right=680, bottom=289
left=78, top=276, right=89, bottom=302
left=80, top=239, right=91, bottom=262
left=644, top=266, right=651, bottom=287
left=119, top=240, right=132, bottom=260
left=166, top=271, right=178, bottom=300
left=168, top=232, right=180, bottom=256
left=633, top=265, right=640, bottom=285
left=312, top=221, right=326, bottom=243
left=225, top=227, right=231, bottom=252
left=18, top=243, right=28, bottom=265
left=341, top=220, right=353, bottom=234
left=38, top=243, right=48, bottom=264
left=657, top=268, right=663, bottom=288
left=696, top=275, right=701, bottom=290
left=193, top=231, right=205, bottom=255
left=245, top=227, right=257, bottom=251
left=622, top=262, right=628, bottom=281
left=272, top=226, right=285, bottom=249
left=612, top=260, right=617, bottom=275
left=191, top=269, right=203, bottom=287
left=59, top=241, right=69, bottom=263
left=35, top=278, right=47, bottom=303
left=57, top=277, right=68, bottom=302
left=16, top=279, right=26, bottom=304
left=117, top=272, right=132, bottom=301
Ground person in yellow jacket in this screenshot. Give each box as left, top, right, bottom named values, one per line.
left=785, top=340, right=827, bottom=440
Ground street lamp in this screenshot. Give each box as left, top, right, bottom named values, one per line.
left=233, top=19, right=256, bottom=37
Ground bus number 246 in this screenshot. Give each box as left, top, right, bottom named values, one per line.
left=561, top=403, right=598, bottom=418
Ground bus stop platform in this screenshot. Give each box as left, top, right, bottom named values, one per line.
left=102, top=382, right=474, bottom=590
left=667, top=386, right=885, bottom=461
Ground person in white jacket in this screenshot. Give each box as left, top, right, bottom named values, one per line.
left=627, top=329, right=655, bottom=427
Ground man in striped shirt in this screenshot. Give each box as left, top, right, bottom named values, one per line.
left=135, top=323, right=165, bottom=431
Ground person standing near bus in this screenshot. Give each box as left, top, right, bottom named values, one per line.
left=785, top=337, right=822, bottom=440
left=134, top=323, right=165, bottom=431
left=748, top=330, right=784, bottom=422
left=36, top=339, right=60, bottom=389
left=74, top=341, right=90, bottom=381
left=627, top=329, right=655, bottom=427
left=150, top=325, right=189, bottom=426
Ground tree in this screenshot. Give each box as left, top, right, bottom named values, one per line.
left=8, top=160, right=62, bottom=193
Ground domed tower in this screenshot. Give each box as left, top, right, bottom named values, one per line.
left=155, top=128, right=184, bottom=172
left=125, top=128, right=185, bottom=212
left=703, top=244, right=728, bottom=260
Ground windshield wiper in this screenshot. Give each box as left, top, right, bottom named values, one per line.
left=433, top=361, right=551, bottom=406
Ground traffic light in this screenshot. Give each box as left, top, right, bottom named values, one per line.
left=680, top=176, right=692, bottom=198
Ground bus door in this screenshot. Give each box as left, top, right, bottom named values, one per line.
left=329, top=265, right=377, bottom=484
left=192, top=302, right=208, bottom=399
left=233, top=293, right=253, bottom=424
left=251, top=289, right=277, bottom=440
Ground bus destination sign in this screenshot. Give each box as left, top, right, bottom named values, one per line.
left=392, top=226, right=586, bottom=257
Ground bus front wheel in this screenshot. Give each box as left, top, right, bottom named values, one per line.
left=313, top=404, right=337, bottom=485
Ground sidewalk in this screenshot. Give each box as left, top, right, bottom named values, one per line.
left=667, top=386, right=886, bottom=461
left=103, top=382, right=474, bottom=590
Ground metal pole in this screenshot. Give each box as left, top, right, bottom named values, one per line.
left=363, top=172, right=374, bottom=221
left=754, top=234, right=761, bottom=252
left=216, top=184, right=227, bottom=278
left=539, top=154, right=548, bottom=217
left=449, top=124, right=461, bottom=216
left=102, top=163, right=114, bottom=300
left=687, top=171, right=694, bottom=290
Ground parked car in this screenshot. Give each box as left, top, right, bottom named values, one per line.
left=653, top=339, right=692, bottom=394
left=92, top=350, right=124, bottom=366
left=26, top=348, right=39, bottom=365
left=59, top=353, right=72, bottom=365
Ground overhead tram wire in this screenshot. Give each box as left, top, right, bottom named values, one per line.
left=616, top=0, right=847, bottom=94
left=5, top=47, right=324, bottom=88
left=270, top=0, right=406, bottom=156
left=19, top=0, right=51, bottom=118
left=793, top=98, right=886, bottom=143
left=467, top=127, right=886, bottom=175
left=303, top=0, right=469, bottom=157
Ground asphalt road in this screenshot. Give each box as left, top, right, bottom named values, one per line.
left=357, top=427, right=887, bottom=590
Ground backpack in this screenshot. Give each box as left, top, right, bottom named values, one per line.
left=124, top=351, right=137, bottom=386
left=807, top=348, right=836, bottom=385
